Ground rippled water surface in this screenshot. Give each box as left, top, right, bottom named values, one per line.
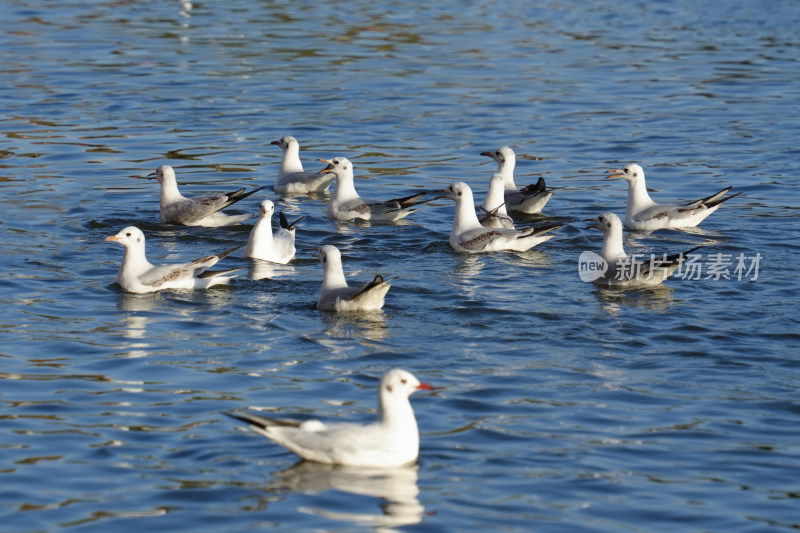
left=2, top=1, right=799, bottom=531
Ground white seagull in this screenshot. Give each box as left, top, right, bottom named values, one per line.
left=226, top=368, right=431, bottom=468
left=244, top=199, right=304, bottom=264
left=105, top=226, right=241, bottom=293
left=481, top=146, right=554, bottom=214
left=607, top=163, right=741, bottom=231
left=271, top=135, right=336, bottom=194
left=586, top=212, right=702, bottom=288
left=479, top=173, right=515, bottom=229
left=317, top=245, right=393, bottom=312
left=437, top=182, right=560, bottom=254
left=149, top=164, right=266, bottom=227
left=322, top=157, right=426, bottom=222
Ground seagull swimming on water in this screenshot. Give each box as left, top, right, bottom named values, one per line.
left=437, top=181, right=560, bottom=254
left=105, top=226, right=241, bottom=293
left=244, top=199, right=304, bottom=264
left=149, top=164, right=266, bottom=227
left=607, top=163, right=741, bottom=231
left=322, top=157, right=426, bottom=222
left=317, top=244, right=393, bottom=312
left=481, top=146, right=554, bottom=214
left=226, top=368, right=431, bottom=468
left=586, top=212, right=702, bottom=288
left=271, top=135, right=336, bottom=194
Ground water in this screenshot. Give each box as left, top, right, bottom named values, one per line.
left=1, top=0, right=799, bottom=531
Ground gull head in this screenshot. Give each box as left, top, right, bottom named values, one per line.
left=436, top=181, right=473, bottom=203
left=271, top=135, right=298, bottom=150
left=380, top=368, right=432, bottom=399
left=147, top=165, right=175, bottom=183
left=586, top=212, right=623, bottom=236
left=319, top=157, right=353, bottom=179
left=147, top=164, right=175, bottom=184
left=105, top=226, right=145, bottom=248
left=607, top=163, right=644, bottom=183
left=480, top=145, right=515, bottom=165
left=317, top=244, right=342, bottom=267
left=258, top=199, right=274, bottom=218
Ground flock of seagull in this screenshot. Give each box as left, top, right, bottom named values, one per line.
left=104, top=136, right=741, bottom=466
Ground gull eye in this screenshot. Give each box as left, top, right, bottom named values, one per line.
left=125, top=232, right=131, bottom=237
left=401, top=378, right=407, bottom=384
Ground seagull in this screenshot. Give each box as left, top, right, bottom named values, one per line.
left=479, top=173, right=515, bottom=229
left=148, top=164, right=266, bottom=227
left=607, top=163, right=741, bottom=231
left=322, top=157, right=426, bottom=222
left=481, top=146, right=554, bottom=214
left=244, top=199, right=304, bottom=264
left=437, top=182, right=560, bottom=254
left=317, top=245, right=393, bottom=312
left=271, top=135, right=336, bottom=194
left=105, top=226, right=241, bottom=293
left=586, top=212, right=703, bottom=288
left=226, top=368, right=431, bottom=468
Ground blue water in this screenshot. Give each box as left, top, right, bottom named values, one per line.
left=1, top=0, right=799, bottom=531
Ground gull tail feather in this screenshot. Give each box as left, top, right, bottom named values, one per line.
left=198, top=267, right=242, bottom=279
left=225, top=410, right=301, bottom=429
left=390, top=191, right=427, bottom=208
left=279, top=212, right=306, bottom=230
left=351, top=274, right=392, bottom=301
left=222, top=184, right=268, bottom=210
left=519, top=177, right=547, bottom=195
left=518, top=222, right=561, bottom=239
left=705, top=190, right=742, bottom=209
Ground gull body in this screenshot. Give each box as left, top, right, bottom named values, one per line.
left=149, top=165, right=265, bottom=227
left=608, top=163, right=741, bottom=231
left=586, top=212, right=702, bottom=288
left=323, top=157, right=425, bottom=222
left=438, top=182, right=560, bottom=254
left=481, top=146, right=554, bottom=214
left=105, top=226, right=240, bottom=294
left=271, top=136, right=335, bottom=194
left=317, top=245, right=392, bottom=312
left=244, top=200, right=301, bottom=264
left=226, top=368, right=431, bottom=468
left=479, top=173, right=515, bottom=229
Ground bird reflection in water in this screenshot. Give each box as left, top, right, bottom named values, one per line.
left=271, top=461, right=425, bottom=530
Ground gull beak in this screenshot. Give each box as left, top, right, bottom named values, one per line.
left=416, top=382, right=432, bottom=391
left=606, top=169, right=623, bottom=179
left=584, top=218, right=600, bottom=230
left=270, top=140, right=281, bottom=146
left=105, top=235, right=120, bottom=242
left=433, top=188, right=451, bottom=201
left=146, top=171, right=157, bottom=179
left=479, top=151, right=493, bottom=158
left=318, top=159, right=334, bottom=173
